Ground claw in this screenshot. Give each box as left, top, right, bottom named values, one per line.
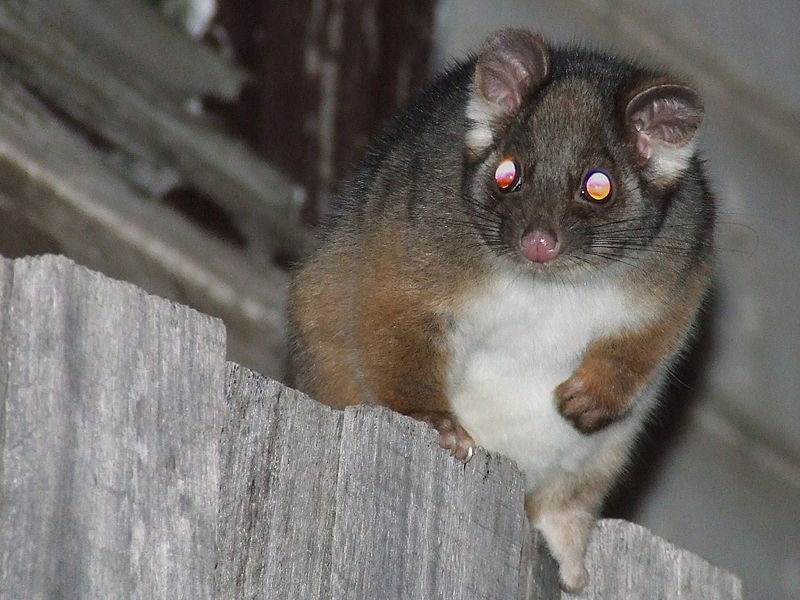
left=408, top=410, right=476, bottom=463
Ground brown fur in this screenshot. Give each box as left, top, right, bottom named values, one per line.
left=288, top=243, right=364, bottom=409
left=290, top=224, right=481, bottom=420
left=351, top=230, right=454, bottom=414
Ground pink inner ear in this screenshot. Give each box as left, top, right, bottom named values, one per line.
left=483, top=71, right=522, bottom=113
left=642, top=98, right=700, bottom=144
left=635, top=133, right=652, bottom=160
left=474, top=29, right=549, bottom=117
left=626, top=84, right=703, bottom=155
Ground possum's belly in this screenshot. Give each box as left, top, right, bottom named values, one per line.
left=446, top=273, right=649, bottom=491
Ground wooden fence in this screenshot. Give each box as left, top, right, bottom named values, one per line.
left=0, top=255, right=741, bottom=599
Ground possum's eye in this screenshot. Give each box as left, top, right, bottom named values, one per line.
left=494, top=159, right=520, bottom=191
left=582, top=170, right=612, bottom=203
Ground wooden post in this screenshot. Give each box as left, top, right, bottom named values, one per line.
left=215, top=0, right=436, bottom=223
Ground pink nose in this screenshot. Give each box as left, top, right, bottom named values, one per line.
left=520, top=229, right=559, bottom=263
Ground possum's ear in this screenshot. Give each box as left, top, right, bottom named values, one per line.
left=624, top=83, right=703, bottom=183
left=466, top=29, right=550, bottom=153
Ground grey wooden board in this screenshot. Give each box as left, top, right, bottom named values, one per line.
left=0, top=0, right=312, bottom=259
left=332, top=404, right=528, bottom=599
left=0, top=74, right=288, bottom=378
left=18, top=0, right=247, bottom=103
left=218, top=363, right=343, bottom=599
left=563, top=519, right=743, bottom=600
left=0, top=255, right=226, bottom=599
left=0, top=257, right=11, bottom=488
left=219, top=366, right=534, bottom=599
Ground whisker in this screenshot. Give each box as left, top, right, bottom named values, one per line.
left=590, top=242, right=698, bottom=254
left=584, top=250, right=644, bottom=271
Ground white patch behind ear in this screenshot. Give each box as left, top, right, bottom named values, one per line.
left=465, top=95, right=504, bottom=153
left=647, top=138, right=697, bottom=181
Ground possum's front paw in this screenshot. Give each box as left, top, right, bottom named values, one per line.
left=555, top=362, right=633, bottom=433
left=409, top=410, right=475, bottom=462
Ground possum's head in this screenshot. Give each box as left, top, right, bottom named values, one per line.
left=462, top=29, right=707, bottom=278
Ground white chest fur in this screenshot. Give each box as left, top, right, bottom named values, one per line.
left=446, top=272, right=653, bottom=491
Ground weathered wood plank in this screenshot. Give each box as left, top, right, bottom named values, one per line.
left=0, top=74, right=288, bottom=377
left=218, top=363, right=343, bottom=599
left=562, top=519, right=743, bottom=600
left=219, top=367, right=532, bottom=599
left=0, top=0, right=312, bottom=260
left=0, top=257, right=10, bottom=487
left=0, top=255, right=226, bottom=599
left=35, top=0, right=246, bottom=103
left=518, top=518, right=744, bottom=599
left=331, top=404, right=528, bottom=599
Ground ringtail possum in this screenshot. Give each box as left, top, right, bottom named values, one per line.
left=288, top=28, right=714, bottom=592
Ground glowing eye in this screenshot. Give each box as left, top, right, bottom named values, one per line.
left=584, top=171, right=612, bottom=202
left=494, top=159, right=519, bottom=191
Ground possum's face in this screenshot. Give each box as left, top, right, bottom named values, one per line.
left=462, top=30, right=705, bottom=278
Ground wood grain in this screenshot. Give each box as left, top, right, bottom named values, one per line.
left=0, top=255, right=226, bottom=599
left=565, top=519, right=743, bottom=599
left=217, top=363, right=342, bottom=599
left=332, top=404, right=527, bottom=599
